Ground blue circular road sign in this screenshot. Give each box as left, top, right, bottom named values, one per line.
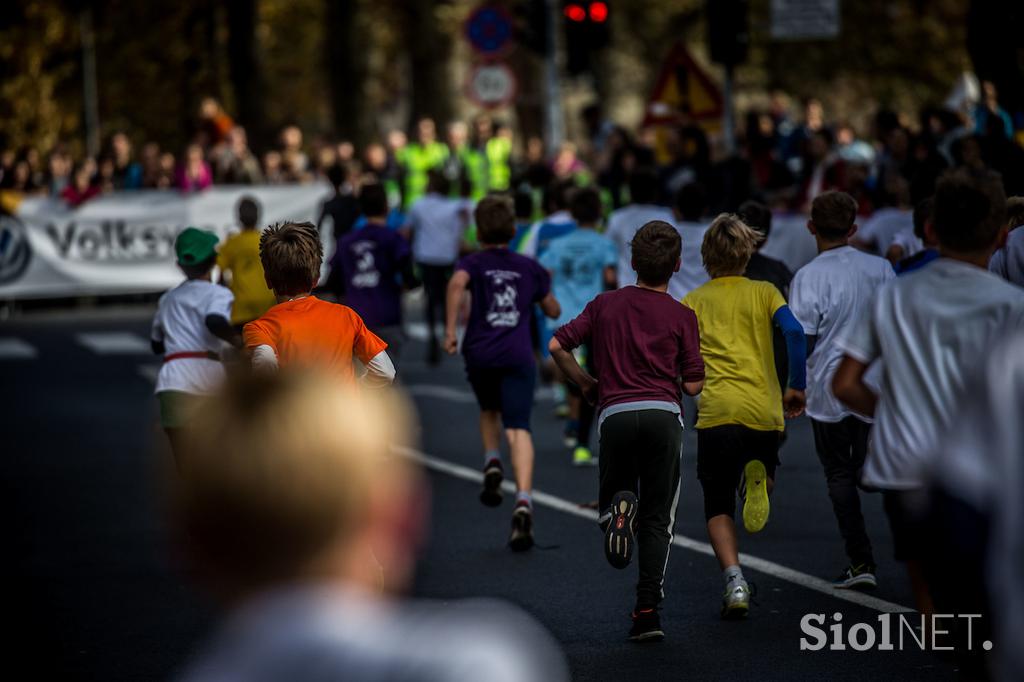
left=465, top=5, right=514, bottom=56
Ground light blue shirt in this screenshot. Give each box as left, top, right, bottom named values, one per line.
left=540, top=228, right=617, bottom=326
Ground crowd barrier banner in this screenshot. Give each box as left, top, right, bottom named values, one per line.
left=0, top=185, right=332, bottom=300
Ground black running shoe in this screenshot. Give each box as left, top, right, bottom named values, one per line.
left=604, top=491, right=638, bottom=569
left=509, top=503, right=534, bottom=552
left=480, top=459, right=504, bottom=507
left=629, top=608, right=665, bottom=642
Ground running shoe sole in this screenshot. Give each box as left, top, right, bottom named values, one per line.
left=629, top=628, right=665, bottom=643
left=509, top=508, right=534, bottom=552
left=834, top=574, right=878, bottom=591
left=742, top=459, right=770, bottom=533
left=721, top=601, right=749, bottom=620
left=480, top=465, right=503, bottom=507
left=604, top=491, right=638, bottom=569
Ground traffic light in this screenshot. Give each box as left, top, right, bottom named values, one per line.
left=707, top=0, right=749, bottom=67
left=515, top=0, right=549, bottom=55
left=563, top=1, right=610, bottom=75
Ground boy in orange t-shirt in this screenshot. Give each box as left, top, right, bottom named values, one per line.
left=243, top=221, right=395, bottom=385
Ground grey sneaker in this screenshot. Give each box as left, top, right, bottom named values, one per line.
left=721, top=580, right=751, bottom=619
left=508, top=503, right=534, bottom=552
left=832, top=563, right=877, bottom=591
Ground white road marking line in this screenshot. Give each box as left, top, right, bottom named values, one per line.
left=405, top=384, right=478, bottom=403
left=397, top=446, right=915, bottom=614
left=76, top=332, right=152, bottom=355
left=403, top=322, right=436, bottom=342
left=0, top=337, right=38, bottom=359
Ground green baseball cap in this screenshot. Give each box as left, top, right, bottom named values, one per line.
left=175, top=227, right=219, bottom=266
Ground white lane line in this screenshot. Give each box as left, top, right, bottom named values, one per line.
left=76, top=332, right=152, bottom=355
left=404, top=322, right=436, bottom=342
left=0, top=337, right=38, bottom=359
left=397, top=446, right=915, bottom=614
left=405, top=384, right=477, bottom=403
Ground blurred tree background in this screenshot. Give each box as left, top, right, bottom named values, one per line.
left=0, top=0, right=1018, bottom=155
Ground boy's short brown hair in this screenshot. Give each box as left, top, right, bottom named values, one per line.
left=259, top=221, right=323, bottom=296
left=810, top=190, right=858, bottom=241
left=475, top=195, right=516, bottom=245
left=569, top=187, right=602, bottom=226
left=701, top=213, right=760, bottom=278
left=933, top=169, right=1007, bottom=253
left=176, top=371, right=415, bottom=593
left=630, top=220, right=681, bottom=286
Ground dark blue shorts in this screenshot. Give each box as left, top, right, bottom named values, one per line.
left=467, top=364, right=537, bottom=431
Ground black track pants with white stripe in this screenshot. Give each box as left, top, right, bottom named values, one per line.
left=598, top=409, right=683, bottom=609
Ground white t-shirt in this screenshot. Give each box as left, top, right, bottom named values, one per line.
left=858, top=207, right=912, bottom=255
left=838, top=258, right=1024, bottom=489
left=605, top=203, right=675, bottom=287
left=928, top=330, right=1024, bottom=682
left=408, top=193, right=469, bottom=266
left=790, top=246, right=895, bottom=422
left=179, top=586, right=569, bottom=682
left=669, top=220, right=710, bottom=300
left=889, top=226, right=924, bottom=260
left=518, top=210, right=574, bottom=259
left=989, top=226, right=1024, bottom=287
left=151, top=279, right=234, bottom=394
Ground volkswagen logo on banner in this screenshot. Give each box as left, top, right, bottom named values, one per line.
left=0, top=214, right=32, bottom=284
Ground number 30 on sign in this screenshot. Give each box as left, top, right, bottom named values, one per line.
left=466, top=62, right=517, bottom=109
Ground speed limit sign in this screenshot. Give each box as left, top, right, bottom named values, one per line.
left=466, top=62, right=517, bottom=109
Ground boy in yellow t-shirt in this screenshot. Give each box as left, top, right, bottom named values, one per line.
left=682, top=214, right=807, bottom=620
left=218, top=196, right=276, bottom=326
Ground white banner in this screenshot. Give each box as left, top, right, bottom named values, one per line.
left=0, top=185, right=333, bottom=300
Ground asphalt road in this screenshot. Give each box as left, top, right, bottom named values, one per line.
left=2, top=305, right=956, bottom=681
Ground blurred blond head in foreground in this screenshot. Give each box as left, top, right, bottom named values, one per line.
left=174, top=371, right=422, bottom=600
left=173, top=372, right=570, bottom=682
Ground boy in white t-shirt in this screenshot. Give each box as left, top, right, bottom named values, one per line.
left=789, top=191, right=894, bottom=591
left=151, top=227, right=241, bottom=461
left=669, top=183, right=711, bottom=299
left=833, top=170, right=1024, bottom=613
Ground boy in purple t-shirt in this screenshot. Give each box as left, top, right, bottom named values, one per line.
left=330, top=183, right=416, bottom=359
left=549, top=221, right=705, bottom=642
left=445, top=196, right=561, bottom=552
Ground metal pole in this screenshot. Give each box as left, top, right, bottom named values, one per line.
left=543, top=0, right=564, bottom=154
left=80, top=6, right=101, bottom=158
left=722, top=63, right=736, bottom=156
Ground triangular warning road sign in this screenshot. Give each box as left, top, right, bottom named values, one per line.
left=644, top=43, right=723, bottom=126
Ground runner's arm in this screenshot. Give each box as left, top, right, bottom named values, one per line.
left=772, top=305, right=806, bottom=418
left=363, top=350, right=396, bottom=387
left=603, top=265, right=617, bottom=289
left=548, top=337, right=597, bottom=403
left=539, top=292, right=560, bottom=319
left=444, top=269, right=470, bottom=354
left=832, top=355, right=876, bottom=417
left=205, top=314, right=242, bottom=348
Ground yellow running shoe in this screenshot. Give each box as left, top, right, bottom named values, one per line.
left=742, top=459, right=770, bottom=533
left=573, top=446, right=597, bottom=467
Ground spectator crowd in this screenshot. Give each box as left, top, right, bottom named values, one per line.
left=2, top=81, right=1024, bottom=224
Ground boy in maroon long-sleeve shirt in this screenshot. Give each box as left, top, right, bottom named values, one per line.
left=549, top=220, right=705, bottom=642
